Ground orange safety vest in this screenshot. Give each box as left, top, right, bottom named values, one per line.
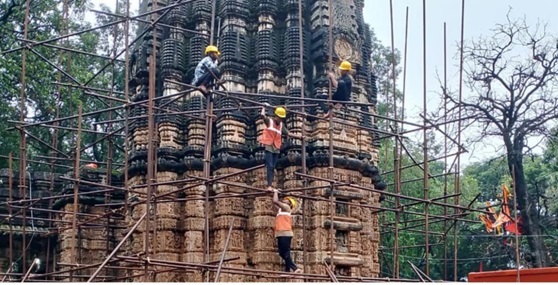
left=274, top=208, right=292, bottom=232
left=260, top=119, right=283, bottom=149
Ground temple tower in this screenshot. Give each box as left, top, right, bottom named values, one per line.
left=124, top=0, right=387, bottom=281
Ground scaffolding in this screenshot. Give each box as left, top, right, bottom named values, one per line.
left=0, top=0, right=481, bottom=282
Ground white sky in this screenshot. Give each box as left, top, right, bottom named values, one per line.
left=88, top=0, right=557, bottom=166
left=364, top=0, right=558, bottom=165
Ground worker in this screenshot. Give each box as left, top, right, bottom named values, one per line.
left=192, top=45, right=224, bottom=94
left=318, top=60, right=353, bottom=118
left=260, top=105, right=302, bottom=192
left=272, top=189, right=302, bottom=274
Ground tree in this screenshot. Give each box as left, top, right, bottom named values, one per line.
left=542, top=128, right=558, bottom=215
left=440, top=13, right=558, bottom=267
left=462, top=156, right=509, bottom=202
left=0, top=0, right=129, bottom=171
left=369, top=27, right=403, bottom=128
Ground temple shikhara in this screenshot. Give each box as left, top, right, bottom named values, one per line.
left=0, top=0, right=388, bottom=282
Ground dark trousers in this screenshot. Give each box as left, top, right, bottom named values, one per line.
left=277, top=236, right=297, bottom=272
left=265, top=150, right=279, bottom=187
left=194, top=67, right=221, bottom=88
left=317, top=92, right=348, bottom=113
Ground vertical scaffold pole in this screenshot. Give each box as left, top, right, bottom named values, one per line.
left=327, top=0, right=335, bottom=272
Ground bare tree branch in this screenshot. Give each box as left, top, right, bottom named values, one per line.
left=435, top=11, right=558, bottom=267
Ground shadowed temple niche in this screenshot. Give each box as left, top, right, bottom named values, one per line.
left=123, top=0, right=388, bottom=281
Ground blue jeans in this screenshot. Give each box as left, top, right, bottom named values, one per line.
left=194, top=67, right=221, bottom=88
left=265, top=151, right=279, bottom=187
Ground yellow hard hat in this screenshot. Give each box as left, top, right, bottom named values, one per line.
left=205, top=45, right=220, bottom=55
left=339, top=60, right=352, bottom=71
left=274, top=107, right=286, bottom=118
left=284, top=197, right=297, bottom=208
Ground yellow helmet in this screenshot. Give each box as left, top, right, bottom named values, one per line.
left=284, top=196, right=297, bottom=208
left=205, top=45, right=220, bottom=55
left=339, top=60, right=352, bottom=71
left=274, top=107, right=287, bottom=118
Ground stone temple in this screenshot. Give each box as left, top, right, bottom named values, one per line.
left=0, top=0, right=387, bottom=282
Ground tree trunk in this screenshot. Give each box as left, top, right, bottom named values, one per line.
left=508, top=149, right=550, bottom=267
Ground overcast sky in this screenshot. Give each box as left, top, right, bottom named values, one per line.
left=363, top=0, right=558, bottom=163
left=89, top=0, right=557, bottom=165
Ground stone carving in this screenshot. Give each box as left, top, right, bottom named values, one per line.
left=334, top=38, right=356, bottom=62
left=0, top=0, right=390, bottom=282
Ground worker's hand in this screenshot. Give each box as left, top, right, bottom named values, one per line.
left=264, top=102, right=271, bottom=107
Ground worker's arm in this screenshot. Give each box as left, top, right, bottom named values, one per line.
left=272, top=189, right=290, bottom=211
left=328, top=72, right=339, bottom=88
left=260, top=107, right=268, bottom=123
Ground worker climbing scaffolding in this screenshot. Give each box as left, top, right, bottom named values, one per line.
left=260, top=105, right=303, bottom=192
left=272, top=188, right=303, bottom=274
left=192, top=45, right=224, bottom=95
left=318, top=60, right=353, bottom=118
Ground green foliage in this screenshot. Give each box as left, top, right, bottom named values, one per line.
left=462, top=157, right=509, bottom=201
left=0, top=0, right=130, bottom=171
left=369, top=27, right=403, bottom=129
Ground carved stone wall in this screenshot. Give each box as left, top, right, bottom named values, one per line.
left=0, top=0, right=386, bottom=282
left=58, top=168, right=125, bottom=281
left=181, top=170, right=205, bottom=282
left=123, top=0, right=387, bottom=282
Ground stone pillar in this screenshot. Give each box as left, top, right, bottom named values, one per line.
left=247, top=175, right=279, bottom=281
left=57, top=202, right=84, bottom=281
left=181, top=169, right=205, bottom=282
left=55, top=167, right=110, bottom=281
left=126, top=80, right=151, bottom=282
left=152, top=2, right=188, bottom=279
left=214, top=0, right=250, bottom=152
left=210, top=166, right=248, bottom=282
left=280, top=0, right=308, bottom=273
left=126, top=24, right=151, bottom=282
left=248, top=0, right=283, bottom=272
left=126, top=0, right=167, bottom=280
left=126, top=175, right=149, bottom=282
left=207, top=0, right=252, bottom=281
left=180, top=1, right=211, bottom=279
left=152, top=171, right=182, bottom=282
left=180, top=3, right=207, bottom=279
left=255, top=0, right=282, bottom=106
left=305, top=164, right=331, bottom=275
